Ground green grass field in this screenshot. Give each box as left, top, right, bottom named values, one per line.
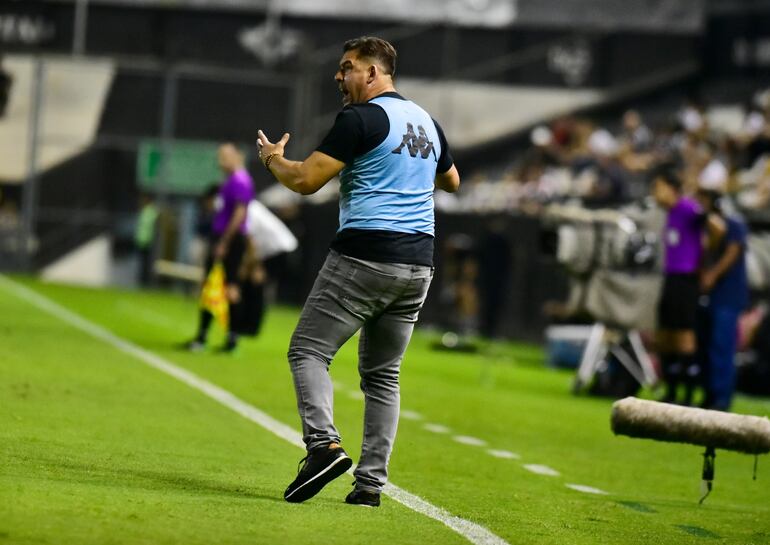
left=2, top=276, right=769, bottom=545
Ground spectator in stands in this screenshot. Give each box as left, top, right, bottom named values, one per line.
left=678, top=96, right=708, bottom=139
left=134, top=193, right=159, bottom=287
left=581, top=129, right=629, bottom=207
left=679, top=129, right=712, bottom=194
left=524, top=125, right=561, bottom=168
left=745, top=111, right=770, bottom=168
left=619, top=109, right=656, bottom=172
left=620, top=109, right=653, bottom=153
left=696, top=167, right=749, bottom=411
left=184, top=143, right=254, bottom=353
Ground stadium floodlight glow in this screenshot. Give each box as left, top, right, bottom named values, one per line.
left=611, top=397, right=770, bottom=504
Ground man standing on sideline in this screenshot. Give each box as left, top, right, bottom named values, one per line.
left=185, top=143, right=254, bottom=353
left=257, top=36, right=459, bottom=506
left=696, top=171, right=749, bottom=410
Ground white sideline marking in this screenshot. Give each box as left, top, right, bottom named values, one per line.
left=486, top=449, right=520, bottom=460
left=400, top=410, right=423, bottom=421
left=453, top=435, right=488, bottom=447
left=347, top=390, right=365, bottom=401
left=565, top=484, right=608, bottom=495
left=0, top=276, right=510, bottom=545
left=423, top=423, right=452, bottom=434
left=522, top=464, right=560, bottom=477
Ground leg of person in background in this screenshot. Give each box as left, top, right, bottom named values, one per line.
left=681, top=350, right=701, bottom=406
left=659, top=352, right=681, bottom=403
left=674, top=329, right=698, bottom=405
left=657, top=329, right=697, bottom=404
left=681, top=308, right=703, bottom=406
left=236, top=279, right=266, bottom=338
left=220, top=283, right=241, bottom=352
left=189, top=310, right=213, bottom=349
left=695, top=300, right=713, bottom=407
left=138, top=247, right=152, bottom=287
left=218, top=233, right=247, bottom=353
left=183, top=243, right=215, bottom=352
left=705, top=305, right=740, bottom=411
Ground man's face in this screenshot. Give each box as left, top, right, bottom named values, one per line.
left=335, top=50, right=369, bottom=106
left=652, top=178, right=675, bottom=208
left=217, top=145, right=239, bottom=173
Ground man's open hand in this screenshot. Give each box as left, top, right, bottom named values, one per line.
left=257, top=130, right=291, bottom=165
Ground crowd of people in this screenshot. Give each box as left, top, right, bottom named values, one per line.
left=437, top=88, right=770, bottom=217
left=432, top=86, right=770, bottom=409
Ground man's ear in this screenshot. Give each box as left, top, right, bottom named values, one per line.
left=367, top=65, right=377, bottom=83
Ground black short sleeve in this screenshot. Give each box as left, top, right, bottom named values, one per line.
left=432, top=118, right=454, bottom=174
left=316, top=107, right=364, bottom=165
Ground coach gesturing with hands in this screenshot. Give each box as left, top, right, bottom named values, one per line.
left=257, top=36, right=459, bottom=507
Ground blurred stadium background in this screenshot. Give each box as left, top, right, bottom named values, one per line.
left=1, top=0, right=770, bottom=343
left=2, top=2, right=770, bottom=543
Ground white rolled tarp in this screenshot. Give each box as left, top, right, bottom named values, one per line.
left=611, top=397, right=770, bottom=455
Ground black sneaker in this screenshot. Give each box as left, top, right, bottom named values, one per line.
left=345, top=488, right=381, bottom=507
left=284, top=445, right=352, bottom=503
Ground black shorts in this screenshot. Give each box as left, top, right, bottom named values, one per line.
left=658, top=273, right=699, bottom=330
left=205, top=232, right=247, bottom=284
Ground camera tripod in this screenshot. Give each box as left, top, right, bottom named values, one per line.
left=572, top=322, right=659, bottom=393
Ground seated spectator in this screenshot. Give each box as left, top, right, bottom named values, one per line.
left=620, top=109, right=653, bottom=153
left=581, top=129, right=630, bottom=207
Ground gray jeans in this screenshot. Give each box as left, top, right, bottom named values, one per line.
left=288, top=250, right=433, bottom=492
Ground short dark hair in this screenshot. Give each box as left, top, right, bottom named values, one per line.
left=649, top=163, right=683, bottom=192
left=343, top=36, right=397, bottom=76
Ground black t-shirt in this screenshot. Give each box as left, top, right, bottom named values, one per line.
left=316, top=92, right=453, bottom=267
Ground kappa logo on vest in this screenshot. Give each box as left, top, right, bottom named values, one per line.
left=391, top=122, right=437, bottom=161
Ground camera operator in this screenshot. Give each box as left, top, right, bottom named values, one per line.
left=695, top=167, right=749, bottom=411
left=650, top=164, right=723, bottom=405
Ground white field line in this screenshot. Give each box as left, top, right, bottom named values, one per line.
left=423, top=423, right=452, bottom=434
left=400, top=410, right=423, bottom=421
left=522, top=464, right=560, bottom=477
left=486, top=449, right=520, bottom=460
left=0, top=276, right=510, bottom=545
left=565, top=484, right=608, bottom=495
left=453, top=435, right=488, bottom=447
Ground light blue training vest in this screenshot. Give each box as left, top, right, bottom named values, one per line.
left=338, top=96, right=441, bottom=236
